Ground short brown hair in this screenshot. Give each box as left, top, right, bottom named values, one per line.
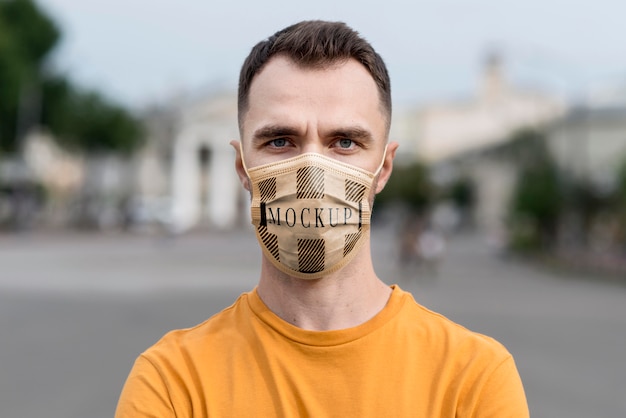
left=238, top=20, right=391, bottom=132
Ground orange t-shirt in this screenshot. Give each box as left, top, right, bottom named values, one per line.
left=115, top=285, right=528, bottom=417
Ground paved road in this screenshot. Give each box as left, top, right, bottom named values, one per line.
left=1, top=226, right=625, bottom=418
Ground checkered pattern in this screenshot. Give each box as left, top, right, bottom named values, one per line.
left=257, top=168, right=365, bottom=275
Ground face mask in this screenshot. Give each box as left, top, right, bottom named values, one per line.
left=242, top=147, right=386, bottom=279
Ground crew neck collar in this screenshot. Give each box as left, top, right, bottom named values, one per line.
left=247, top=284, right=406, bottom=347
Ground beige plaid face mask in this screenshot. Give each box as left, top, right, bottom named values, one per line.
left=242, top=148, right=386, bottom=279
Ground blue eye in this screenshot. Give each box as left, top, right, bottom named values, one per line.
left=270, top=138, right=287, bottom=147
left=338, top=138, right=353, bottom=148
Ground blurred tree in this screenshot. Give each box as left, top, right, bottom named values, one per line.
left=0, top=0, right=143, bottom=155
left=490, top=128, right=550, bottom=168
left=616, top=159, right=626, bottom=247
left=506, top=129, right=563, bottom=251
left=0, top=0, right=59, bottom=65
left=376, top=160, right=435, bottom=214
left=449, top=177, right=476, bottom=209
left=448, top=176, right=475, bottom=210
left=375, top=160, right=436, bottom=265
left=0, top=0, right=59, bottom=152
left=565, top=178, right=611, bottom=242
left=442, top=175, right=476, bottom=228
left=618, top=159, right=626, bottom=209
left=41, top=80, right=144, bottom=155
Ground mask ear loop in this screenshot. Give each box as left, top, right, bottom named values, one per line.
left=239, top=142, right=251, bottom=178
left=373, top=144, right=388, bottom=177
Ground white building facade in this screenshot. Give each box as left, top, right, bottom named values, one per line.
left=410, top=54, right=566, bottom=163
left=135, top=91, right=245, bottom=232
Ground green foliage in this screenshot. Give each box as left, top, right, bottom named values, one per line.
left=618, top=158, right=626, bottom=208
left=612, top=158, right=626, bottom=246
left=0, top=24, right=22, bottom=149
left=0, top=0, right=59, bottom=151
left=447, top=176, right=475, bottom=210
left=489, top=128, right=552, bottom=168
left=376, top=161, right=435, bottom=214
left=510, top=163, right=561, bottom=225
left=567, top=179, right=611, bottom=221
left=0, top=0, right=59, bottom=66
left=0, top=0, right=143, bottom=155
left=41, top=81, right=144, bottom=154
left=507, top=129, right=562, bottom=251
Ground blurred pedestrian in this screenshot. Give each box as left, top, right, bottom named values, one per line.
left=418, top=226, right=447, bottom=276
left=398, top=213, right=423, bottom=266
left=115, top=20, right=528, bottom=417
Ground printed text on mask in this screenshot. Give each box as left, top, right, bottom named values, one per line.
left=259, top=203, right=363, bottom=228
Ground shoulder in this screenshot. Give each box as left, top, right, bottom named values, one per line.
left=394, top=287, right=513, bottom=362
left=142, top=291, right=253, bottom=362
left=394, top=288, right=528, bottom=415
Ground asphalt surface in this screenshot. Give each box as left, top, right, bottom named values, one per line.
left=1, top=225, right=625, bottom=418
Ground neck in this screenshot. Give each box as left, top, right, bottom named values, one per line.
left=256, top=247, right=391, bottom=331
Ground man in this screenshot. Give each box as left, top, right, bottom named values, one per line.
left=115, top=20, right=529, bottom=417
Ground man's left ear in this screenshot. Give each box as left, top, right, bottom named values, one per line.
left=375, top=141, right=399, bottom=194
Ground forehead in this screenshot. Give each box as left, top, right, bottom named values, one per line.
left=241, top=56, right=386, bottom=136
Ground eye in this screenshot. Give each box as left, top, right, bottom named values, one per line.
left=269, top=138, right=288, bottom=148
left=337, top=138, right=354, bottom=149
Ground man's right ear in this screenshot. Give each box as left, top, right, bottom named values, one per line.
left=230, top=140, right=251, bottom=192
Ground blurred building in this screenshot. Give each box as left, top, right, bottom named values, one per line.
left=547, top=102, right=626, bottom=191
left=0, top=131, right=85, bottom=229
left=399, top=53, right=567, bottom=236
left=23, top=131, right=85, bottom=226
left=15, top=54, right=610, bottom=235
left=1, top=91, right=244, bottom=232
left=406, top=53, right=566, bottom=163
left=134, top=90, right=243, bottom=232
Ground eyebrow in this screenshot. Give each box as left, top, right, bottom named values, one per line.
left=327, top=127, right=374, bottom=143
left=252, top=125, right=300, bottom=143
left=252, top=125, right=375, bottom=144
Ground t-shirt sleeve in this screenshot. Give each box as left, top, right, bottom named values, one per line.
left=114, top=354, right=176, bottom=418
left=472, top=355, right=530, bottom=418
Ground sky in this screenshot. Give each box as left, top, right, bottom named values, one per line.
left=38, top=0, right=626, bottom=111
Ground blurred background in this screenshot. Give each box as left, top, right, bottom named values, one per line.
left=1, top=0, right=625, bottom=417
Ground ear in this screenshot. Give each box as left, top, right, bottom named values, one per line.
left=230, top=140, right=251, bottom=192
left=375, top=141, right=399, bottom=194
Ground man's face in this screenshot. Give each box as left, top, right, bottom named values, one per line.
left=238, top=56, right=391, bottom=176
